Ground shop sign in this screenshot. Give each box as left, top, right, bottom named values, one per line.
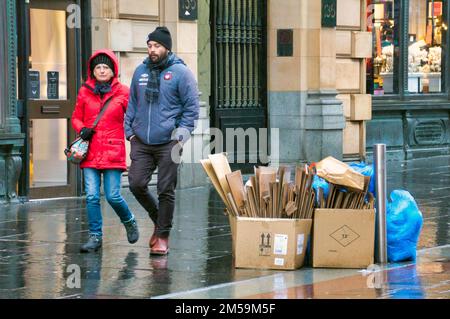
left=322, top=0, right=337, bottom=28
left=179, top=0, right=197, bottom=21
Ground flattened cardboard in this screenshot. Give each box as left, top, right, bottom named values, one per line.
left=227, top=192, right=240, bottom=216
left=313, top=209, right=375, bottom=269
left=208, top=153, right=232, bottom=208
left=245, top=179, right=258, bottom=217
left=259, top=172, right=276, bottom=216
left=229, top=215, right=312, bottom=270
left=249, top=176, right=259, bottom=210
left=315, top=156, right=365, bottom=191
left=200, top=159, right=231, bottom=212
left=226, top=170, right=245, bottom=210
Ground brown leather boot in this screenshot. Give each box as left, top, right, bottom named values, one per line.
left=149, top=227, right=158, bottom=248
left=150, top=237, right=169, bottom=255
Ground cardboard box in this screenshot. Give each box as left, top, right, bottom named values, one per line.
left=229, top=215, right=312, bottom=270
left=312, top=209, right=375, bottom=269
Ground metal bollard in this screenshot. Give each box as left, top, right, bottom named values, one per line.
left=374, top=144, right=387, bottom=264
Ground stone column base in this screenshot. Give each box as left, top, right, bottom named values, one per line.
left=0, top=135, right=24, bottom=204
left=303, top=90, right=345, bottom=162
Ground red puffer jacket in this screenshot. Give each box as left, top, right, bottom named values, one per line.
left=71, top=49, right=129, bottom=171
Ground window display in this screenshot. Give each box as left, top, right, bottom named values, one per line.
left=368, top=0, right=399, bottom=95
left=367, top=0, right=447, bottom=96
left=408, top=0, right=445, bottom=93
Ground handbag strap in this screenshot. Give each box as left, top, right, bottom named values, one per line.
left=92, top=96, right=114, bottom=129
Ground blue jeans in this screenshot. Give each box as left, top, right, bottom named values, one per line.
left=84, top=168, right=134, bottom=237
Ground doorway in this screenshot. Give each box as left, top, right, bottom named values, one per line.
left=18, top=0, right=81, bottom=199
left=210, top=0, right=268, bottom=173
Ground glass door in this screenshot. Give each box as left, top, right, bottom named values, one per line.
left=26, top=0, right=78, bottom=199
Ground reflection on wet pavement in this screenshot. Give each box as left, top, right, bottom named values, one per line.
left=0, top=156, right=450, bottom=299
left=242, top=248, right=450, bottom=299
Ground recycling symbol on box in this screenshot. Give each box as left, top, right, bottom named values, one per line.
left=330, top=225, right=360, bottom=247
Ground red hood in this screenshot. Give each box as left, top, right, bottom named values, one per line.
left=87, top=49, right=119, bottom=82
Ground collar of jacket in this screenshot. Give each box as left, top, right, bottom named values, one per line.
left=143, top=52, right=185, bottom=71
left=83, top=78, right=119, bottom=94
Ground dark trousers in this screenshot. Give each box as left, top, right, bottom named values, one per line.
left=128, top=138, right=179, bottom=238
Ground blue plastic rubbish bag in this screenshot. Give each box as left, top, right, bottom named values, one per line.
left=349, top=162, right=375, bottom=195
left=312, top=175, right=329, bottom=205
left=386, top=190, right=423, bottom=262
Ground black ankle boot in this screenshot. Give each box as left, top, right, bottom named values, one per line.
left=80, top=234, right=102, bottom=253
left=124, top=218, right=139, bottom=244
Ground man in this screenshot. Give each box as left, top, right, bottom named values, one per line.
left=125, top=26, right=199, bottom=255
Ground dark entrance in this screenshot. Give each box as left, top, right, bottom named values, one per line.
left=210, top=0, right=268, bottom=173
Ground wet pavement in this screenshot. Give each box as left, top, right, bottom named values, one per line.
left=0, top=156, right=449, bottom=299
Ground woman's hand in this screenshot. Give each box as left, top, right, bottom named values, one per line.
left=80, top=127, right=95, bottom=141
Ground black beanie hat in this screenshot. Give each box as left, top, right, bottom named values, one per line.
left=90, top=54, right=115, bottom=75
left=146, top=26, right=172, bottom=51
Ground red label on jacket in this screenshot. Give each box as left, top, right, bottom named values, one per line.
left=164, top=72, right=173, bottom=81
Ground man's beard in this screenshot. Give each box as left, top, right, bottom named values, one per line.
left=150, top=51, right=168, bottom=63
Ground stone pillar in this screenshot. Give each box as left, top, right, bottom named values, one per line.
left=267, top=0, right=345, bottom=165
left=267, top=0, right=304, bottom=165
left=304, top=90, right=345, bottom=161
left=0, top=0, right=25, bottom=203
left=301, top=1, right=345, bottom=162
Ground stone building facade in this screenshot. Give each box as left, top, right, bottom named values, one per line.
left=1, top=0, right=373, bottom=201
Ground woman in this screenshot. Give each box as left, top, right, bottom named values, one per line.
left=72, top=49, right=139, bottom=253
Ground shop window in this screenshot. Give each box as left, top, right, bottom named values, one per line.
left=408, top=0, right=445, bottom=94
left=367, top=0, right=400, bottom=95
